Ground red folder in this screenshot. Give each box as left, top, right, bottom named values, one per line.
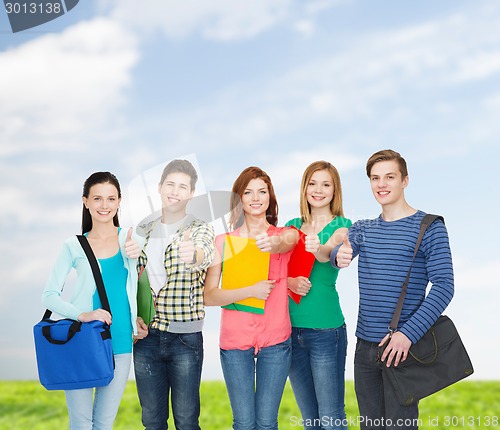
left=287, top=227, right=316, bottom=304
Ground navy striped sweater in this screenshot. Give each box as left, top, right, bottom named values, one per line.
left=331, top=210, right=454, bottom=344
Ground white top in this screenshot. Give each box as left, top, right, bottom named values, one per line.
left=145, top=216, right=186, bottom=295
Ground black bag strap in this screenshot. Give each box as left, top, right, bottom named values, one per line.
left=42, top=320, right=82, bottom=344
left=388, top=214, right=444, bottom=332
left=42, top=235, right=112, bottom=320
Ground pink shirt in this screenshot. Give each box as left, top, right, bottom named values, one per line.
left=217, top=225, right=292, bottom=352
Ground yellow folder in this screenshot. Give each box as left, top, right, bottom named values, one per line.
left=221, top=235, right=270, bottom=314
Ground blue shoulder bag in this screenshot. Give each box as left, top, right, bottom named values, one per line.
left=34, top=235, right=114, bottom=390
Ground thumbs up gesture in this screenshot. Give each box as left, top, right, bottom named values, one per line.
left=179, top=229, right=197, bottom=264
left=336, top=234, right=353, bottom=268
left=124, top=227, right=141, bottom=259
left=305, top=221, right=321, bottom=254
left=256, top=232, right=273, bottom=253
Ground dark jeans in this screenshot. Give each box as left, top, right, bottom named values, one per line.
left=133, top=329, right=203, bottom=430
left=354, top=338, right=419, bottom=430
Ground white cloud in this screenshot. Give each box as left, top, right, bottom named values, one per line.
left=484, top=92, right=500, bottom=109
left=109, top=0, right=292, bottom=41
left=292, top=19, right=316, bottom=38
left=304, top=0, right=351, bottom=15
left=149, top=3, right=500, bottom=156
left=0, top=17, right=139, bottom=153
left=454, top=258, right=498, bottom=291
left=451, top=51, right=500, bottom=83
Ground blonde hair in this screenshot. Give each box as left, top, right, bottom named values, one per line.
left=299, top=161, right=344, bottom=224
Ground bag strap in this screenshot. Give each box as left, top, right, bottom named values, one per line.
left=388, top=214, right=444, bottom=333
left=76, top=235, right=112, bottom=314
left=42, top=235, right=112, bottom=320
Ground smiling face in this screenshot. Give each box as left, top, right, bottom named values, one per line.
left=82, top=182, right=121, bottom=226
left=229, top=167, right=278, bottom=229
left=158, top=171, right=194, bottom=217
left=306, top=169, right=334, bottom=210
left=369, top=160, right=408, bottom=207
left=241, top=178, right=270, bottom=218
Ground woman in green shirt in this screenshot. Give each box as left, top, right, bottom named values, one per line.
left=286, top=161, right=352, bottom=430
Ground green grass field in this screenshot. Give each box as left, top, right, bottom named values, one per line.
left=0, top=380, right=498, bottom=429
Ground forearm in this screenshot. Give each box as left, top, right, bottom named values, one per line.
left=330, top=245, right=341, bottom=268
left=402, top=223, right=455, bottom=342
left=313, top=244, right=332, bottom=263
left=188, top=226, right=215, bottom=270
left=400, top=280, right=454, bottom=343
left=42, top=292, right=83, bottom=321
left=42, top=243, right=82, bottom=320
left=204, top=285, right=257, bottom=307
left=270, top=229, right=299, bottom=254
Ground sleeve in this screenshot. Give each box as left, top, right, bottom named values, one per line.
left=215, top=233, right=225, bottom=256
left=118, top=226, right=146, bottom=262
left=186, top=222, right=216, bottom=271
left=41, top=239, right=83, bottom=320
left=340, top=217, right=353, bottom=229
left=330, top=220, right=362, bottom=268
left=285, top=218, right=300, bottom=228
left=399, top=219, right=455, bottom=343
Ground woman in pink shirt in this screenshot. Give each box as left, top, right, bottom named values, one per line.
left=204, top=166, right=298, bottom=430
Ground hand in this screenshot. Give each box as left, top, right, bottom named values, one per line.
left=133, top=316, right=149, bottom=341
left=124, top=228, right=141, bottom=259
left=179, top=229, right=196, bottom=264
left=77, top=309, right=112, bottom=325
left=250, top=280, right=276, bottom=300
left=287, top=276, right=312, bottom=296
left=379, top=331, right=412, bottom=367
left=336, top=235, right=353, bottom=268
left=305, top=220, right=321, bottom=254
left=305, top=234, right=320, bottom=254
left=256, top=232, right=272, bottom=253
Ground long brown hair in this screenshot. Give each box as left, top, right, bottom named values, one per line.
left=299, top=161, right=344, bottom=224
left=228, top=166, right=278, bottom=230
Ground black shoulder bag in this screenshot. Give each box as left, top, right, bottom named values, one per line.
left=380, top=214, right=474, bottom=406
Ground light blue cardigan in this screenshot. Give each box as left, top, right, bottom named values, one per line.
left=42, top=228, right=145, bottom=335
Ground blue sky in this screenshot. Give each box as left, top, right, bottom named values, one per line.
left=1, top=0, right=499, bottom=381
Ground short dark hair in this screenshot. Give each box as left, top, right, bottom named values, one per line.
left=366, top=149, right=408, bottom=178
left=159, top=159, right=198, bottom=191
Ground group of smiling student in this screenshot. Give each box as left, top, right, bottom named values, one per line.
left=42, top=149, right=455, bottom=430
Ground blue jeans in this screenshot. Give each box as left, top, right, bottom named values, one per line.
left=354, top=338, right=419, bottom=430
left=288, top=326, right=348, bottom=430
left=64, top=353, right=131, bottom=430
left=220, top=338, right=292, bottom=430
left=133, top=329, right=203, bottom=430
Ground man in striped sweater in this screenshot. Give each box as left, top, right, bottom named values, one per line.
left=331, top=149, right=454, bottom=430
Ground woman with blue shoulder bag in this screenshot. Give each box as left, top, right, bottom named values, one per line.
left=41, top=172, right=146, bottom=430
